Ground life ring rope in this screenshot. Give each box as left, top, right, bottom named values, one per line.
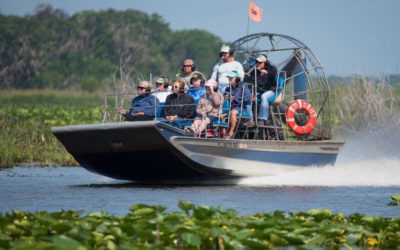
left=286, top=100, right=317, bottom=135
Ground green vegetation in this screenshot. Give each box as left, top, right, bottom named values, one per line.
left=0, top=90, right=102, bottom=167
left=0, top=4, right=223, bottom=91
left=388, top=195, right=400, bottom=206
left=1, top=201, right=399, bottom=249
left=330, top=77, right=400, bottom=133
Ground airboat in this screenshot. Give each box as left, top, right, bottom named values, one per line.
left=52, top=33, right=344, bottom=181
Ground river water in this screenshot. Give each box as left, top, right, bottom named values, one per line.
left=1, top=131, right=400, bottom=217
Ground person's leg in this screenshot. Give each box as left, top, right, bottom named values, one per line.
left=228, top=109, right=239, bottom=137
left=191, top=118, right=201, bottom=133
left=259, top=91, right=275, bottom=121
left=171, top=117, right=183, bottom=128
left=131, top=115, right=152, bottom=121
left=218, top=83, right=229, bottom=93
left=197, top=117, right=210, bottom=133
left=246, top=104, right=253, bottom=119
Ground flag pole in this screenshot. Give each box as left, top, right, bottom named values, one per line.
left=246, top=0, right=251, bottom=51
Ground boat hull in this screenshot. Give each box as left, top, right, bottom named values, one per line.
left=52, top=121, right=344, bottom=181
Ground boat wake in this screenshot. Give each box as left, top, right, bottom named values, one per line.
left=239, top=130, right=400, bottom=187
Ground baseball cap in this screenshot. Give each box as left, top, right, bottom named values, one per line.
left=256, top=55, right=267, bottom=62
left=227, top=70, right=239, bottom=78
left=205, top=79, right=217, bottom=88
left=155, top=77, right=167, bottom=84
left=190, top=73, right=203, bottom=82
left=220, top=44, right=230, bottom=53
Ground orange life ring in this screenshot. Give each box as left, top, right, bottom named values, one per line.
left=286, top=100, right=317, bottom=135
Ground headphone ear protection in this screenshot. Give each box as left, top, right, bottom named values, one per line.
left=181, top=61, right=196, bottom=71
left=145, top=82, right=153, bottom=92
left=179, top=82, right=186, bottom=93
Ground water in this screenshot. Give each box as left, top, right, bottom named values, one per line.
left=1, top=131, right=400, bottom=217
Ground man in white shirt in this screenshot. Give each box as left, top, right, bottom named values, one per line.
left=152, top=76, right=171, bottom=103
left=211, top=44, right=244, bottom=93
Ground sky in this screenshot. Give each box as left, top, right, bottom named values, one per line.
left=1, top=0, right=399, bottom=76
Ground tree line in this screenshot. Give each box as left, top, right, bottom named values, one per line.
left=0, top=4, right=223, bottom=91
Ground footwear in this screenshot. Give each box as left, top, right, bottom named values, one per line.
left=184, top=127, right=195, bottom=136
left=264, top=120, right=272, bottom=126
left=243, top=120, right=255, bottom=127
left=257, top=119, right=266, bottom=126
left=225, top=135, right=232, bottom=139
left=257, top=119, right=272, bottom=126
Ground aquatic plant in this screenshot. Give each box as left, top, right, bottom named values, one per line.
left=388, top=194, right=400, bottom=206
left=0, top=201, right=399, bottom=249
left=0, top=90, right=102, bottom=167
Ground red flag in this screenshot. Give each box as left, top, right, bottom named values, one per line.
left=248, top=1, right=263, bottom=22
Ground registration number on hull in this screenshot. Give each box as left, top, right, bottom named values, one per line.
left=217, top=141, right=248, bottom=149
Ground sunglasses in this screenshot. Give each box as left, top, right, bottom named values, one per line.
left=137, top=86, right=146, bottom=90
left=173, top=86, right=180, bottom=89
left=182, top=65, right=192, bottom=68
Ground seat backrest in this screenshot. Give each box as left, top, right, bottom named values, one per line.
left=156, top=102, right=165, bottom=118
left=268, top=75, right=285, bottom=103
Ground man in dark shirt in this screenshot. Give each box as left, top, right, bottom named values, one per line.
left=245, top=55, right=277, bottom=124
left=117, top=81, right=159, bottom=121
left=163, top=79, right=196, bottom=128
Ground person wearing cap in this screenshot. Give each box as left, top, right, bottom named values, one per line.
left=244, top=54, right=277, bottom=125
left=153, top=76, right=171, bottom=103
left=117, top=81, right=160, bottom=121
left=224, top=71, right=251, bottom=139
left=163, top=78, right=196, bottom=128
left=211, top=44, right=245, bottom=93
left=187, top=73, right=206, bottom=105
left=189, top=79, right=224, bottom=136
left=176, top=58, right=206, bottom=87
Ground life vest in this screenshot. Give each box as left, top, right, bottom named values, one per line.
left=286, top=100, right=317, bottom=135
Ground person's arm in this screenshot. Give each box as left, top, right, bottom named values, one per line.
left=142, top=95, right=159, bottom=117
left=266, top=64, right=278, bottom=91
left=180, top=95, right=196, bottom=119
left=163, top=95, right=172, bottom=116
left=236, top=62, right=245, bottom=82
left=210, top=62, right=219, bottom=81
left=244, top=86, right=252, bottom=105
left=196, top=98, right=205, bottom=116
left=211, top=92, right=223, bottom=107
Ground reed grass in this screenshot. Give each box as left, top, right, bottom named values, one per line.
left=0, top=90, right=102, bottom=168
left=330, top=77, right=400, bottom=133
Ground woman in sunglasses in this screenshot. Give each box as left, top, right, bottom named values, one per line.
left=117, top=81, right=160, bottom=121
left=163, top=79, right=195, bottom=128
